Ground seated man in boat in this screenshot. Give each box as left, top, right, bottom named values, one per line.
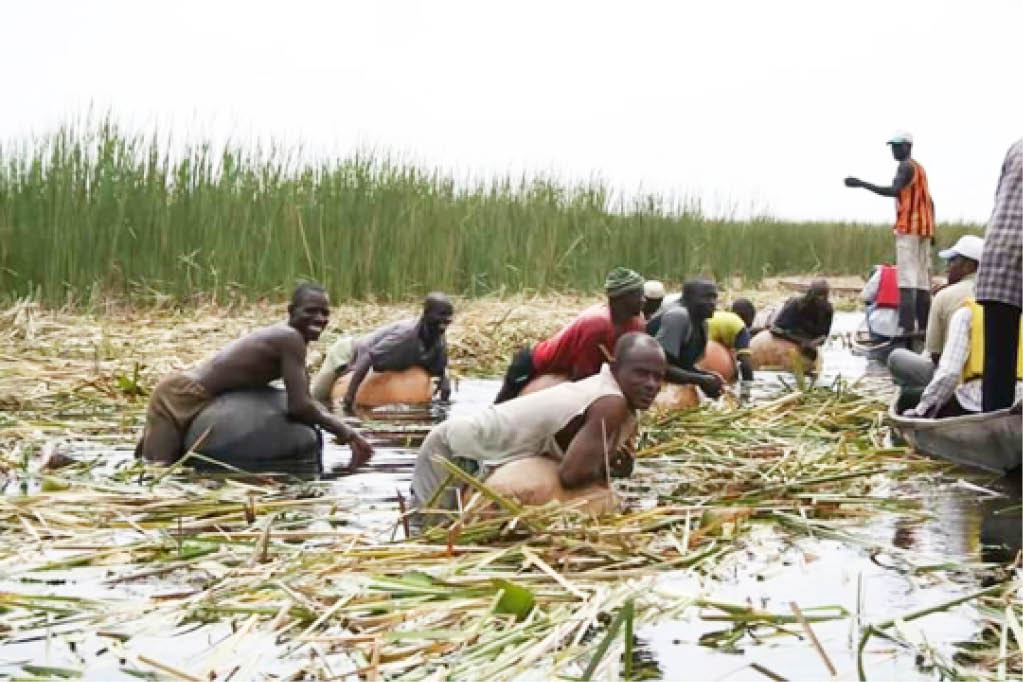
left=769, top=279, right=833, bottom=360
left=410, top=333, right=666, bottom=517
left=647, top=279, right=725, bottom=398
left=493, top=267, right=646, bottom=403
left=860, top=264, right=901, bottom=341
left=708, top=298, right=756, bottom=384
left=889, top=235, right=984, bottom=390
left=137, top=283, right=374, bottom=467
left=900, top=298, right=1021, bottom=418
left=642, top=280, right=666, bottom=319
left=310, top=292, right=454, bottom=410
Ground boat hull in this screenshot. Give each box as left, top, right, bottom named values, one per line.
left=888, top=400, right=1022, bottom=474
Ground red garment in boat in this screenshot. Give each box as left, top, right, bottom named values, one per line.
left=876, top=265, right=900, bottom=308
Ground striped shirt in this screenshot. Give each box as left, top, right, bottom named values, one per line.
left=894, top=160, right=935, bottom=238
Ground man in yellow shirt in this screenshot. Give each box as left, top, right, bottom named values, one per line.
left=708, top=298, right=756, bottom=383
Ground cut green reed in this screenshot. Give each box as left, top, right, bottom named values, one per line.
left=1, top=379, right=1016, bottom=679
left=0, top=118, right=983, bottom=307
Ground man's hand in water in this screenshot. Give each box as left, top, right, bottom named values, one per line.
left=345, top=431, right=375, bottom=472
left=844, top=177, right=862, bottom=188
left=700, top=372, right=725, bottom=399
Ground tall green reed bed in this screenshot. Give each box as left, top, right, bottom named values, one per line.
left=1, top=120, right=983, bottom=307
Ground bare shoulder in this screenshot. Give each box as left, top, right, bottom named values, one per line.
left=250, top=323, right=306, bottom=355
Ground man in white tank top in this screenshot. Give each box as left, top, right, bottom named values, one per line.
left=411, top=333, right=666, bottom=518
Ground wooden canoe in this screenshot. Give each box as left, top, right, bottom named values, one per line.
left=888, top=399, right=1022, bottom=474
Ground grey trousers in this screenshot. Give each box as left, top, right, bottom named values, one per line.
left=887, top=348, right=935, bottom=388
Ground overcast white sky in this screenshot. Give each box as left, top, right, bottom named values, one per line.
left=3, top=0, right=1020, bottom=222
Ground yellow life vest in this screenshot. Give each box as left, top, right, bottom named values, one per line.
left=961, top=299, right=1023, bottom=382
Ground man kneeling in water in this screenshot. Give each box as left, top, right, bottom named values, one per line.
left=137, top=283, right=374, bottom=469
left=410, top=333, right=666, bottom=521
left=310, top=293, right=454, bottom=410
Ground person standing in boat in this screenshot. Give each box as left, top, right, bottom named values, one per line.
left=137, top=283, right=374, bottom=468
left=888, top=236, right=984, bottom=391
left=975, top=139, right=1023, bottom=412
left=493, top=268, right=646, bottom=403
left=310, top=293, right=454, bottom=411
left=899, top=298, right=1022, bottom=418
left=845, top=131, right=935, bottom=337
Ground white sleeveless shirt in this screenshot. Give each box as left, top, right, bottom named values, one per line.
left=446, top=364, right=636, bottom=469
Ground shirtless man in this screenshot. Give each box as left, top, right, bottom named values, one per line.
left=138, top=283, right=374, bottom=469
left=310, top=293, right=454, bottom=410
left=647, top=279, right=724, bottom=398
left=411, top=333, right=665, bottom=516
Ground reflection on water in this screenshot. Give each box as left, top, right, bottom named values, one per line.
left=4, top=312, right=1018, bottom=680
left=319, top=311, right=1020, bottom=680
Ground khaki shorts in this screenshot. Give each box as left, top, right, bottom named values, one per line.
left=140, top=372, right=211, bottom=462
left=895, top=234, right=932, bottom=290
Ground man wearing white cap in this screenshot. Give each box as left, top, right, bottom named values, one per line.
left=845, top=131, right=936, bottom=338
left=888, top=234, right=983, bottom=389
left=642, top=280, right=666, bottom=319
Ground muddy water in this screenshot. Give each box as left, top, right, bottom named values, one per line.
left=2, top=313, right=1016, bottom=679
left=321, top=312, right=1020, bottom=680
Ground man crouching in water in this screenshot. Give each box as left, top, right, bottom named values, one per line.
left=137, top=283, right=374, bottom=470
left=410, top=333, right=666, bottom=522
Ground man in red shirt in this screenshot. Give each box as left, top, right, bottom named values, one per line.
left=494, top=267, right=646, bottom=403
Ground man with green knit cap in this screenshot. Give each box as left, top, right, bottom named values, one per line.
left=494, top=267, right=647, bottom=402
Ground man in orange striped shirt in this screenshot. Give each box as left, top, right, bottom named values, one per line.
left=845, top=131, right=935, bottom=336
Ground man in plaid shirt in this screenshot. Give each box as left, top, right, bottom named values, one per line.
left=976, top=139, right=1023, bottom=411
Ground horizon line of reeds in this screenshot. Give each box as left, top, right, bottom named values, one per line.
left=0, top=118, right=983, bottom=308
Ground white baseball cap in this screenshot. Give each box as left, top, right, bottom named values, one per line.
left=887, top=131, right=914, bottom=145
left=938, top=235, right=984, bottom=263
left=643, top=280, right=666, bottom=299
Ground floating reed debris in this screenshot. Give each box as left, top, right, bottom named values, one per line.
left=0, top=300, right=1017, bottom=679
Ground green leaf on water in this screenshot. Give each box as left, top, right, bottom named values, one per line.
left=401, top=570, right=441, bottom=587
left=492, top=578, right=534, bottom=620
left=21, top=664, right=83, bottom=678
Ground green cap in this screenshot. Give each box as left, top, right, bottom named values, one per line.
left=604, top=267, right=644, bottom=297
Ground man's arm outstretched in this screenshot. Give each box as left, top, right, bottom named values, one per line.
left=845, top=160, right=914, bottom=197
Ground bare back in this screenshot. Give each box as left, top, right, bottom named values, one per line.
left=189, top=323, right=306, bottom=396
